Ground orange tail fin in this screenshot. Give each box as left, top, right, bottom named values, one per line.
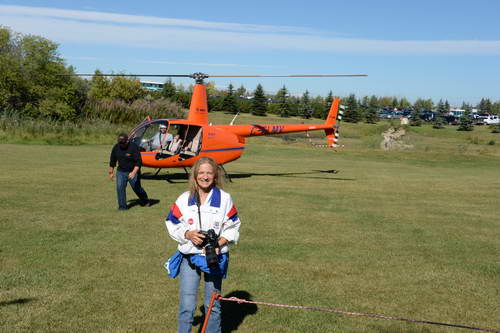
left=325, top=98, right=341, bottom=127
left=187, top=83, right=209, bottom=125
left=324, top=98, right=342, bottom=147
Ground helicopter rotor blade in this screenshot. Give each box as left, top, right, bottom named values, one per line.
left=207, top=74, right=368, bottom=78
left=62, top=74, right=194, bottom=77
left=61, top=73, right=367, bottom=78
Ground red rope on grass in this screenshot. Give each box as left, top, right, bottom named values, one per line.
left=217, top=295, right=499, bottom=333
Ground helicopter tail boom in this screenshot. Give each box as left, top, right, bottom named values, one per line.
left=218, top=98, right=342, bottom=147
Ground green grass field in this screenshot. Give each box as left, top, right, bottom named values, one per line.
left=1, top=116, right=499, bottom=332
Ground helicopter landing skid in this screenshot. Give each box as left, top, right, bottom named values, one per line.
left=220, top=165, right=232, bottom=183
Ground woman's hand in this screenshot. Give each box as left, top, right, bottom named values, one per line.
left=185, top=230, right=205, bottom=246
left=216, top=237, right=228, bottom=254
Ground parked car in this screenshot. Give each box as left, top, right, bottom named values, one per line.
left=445, top=115, right=460, bottom=125
left=483, top=115, right=500, bottom=125
left=474, top=114, right=488, bottom=125
left=420, top=110, right=435, bottom=122
left=474, top=114, right=499, bottom=125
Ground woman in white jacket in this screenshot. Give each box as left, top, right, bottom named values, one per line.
left=165, top=156, right=241, bottom=333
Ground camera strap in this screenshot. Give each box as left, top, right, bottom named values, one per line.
left=195, top=192, right=203, bottom=231
left=197, top=204, right=203, bottom=231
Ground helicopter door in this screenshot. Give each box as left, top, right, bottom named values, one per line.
left=177, top=125, right=203, bottom=160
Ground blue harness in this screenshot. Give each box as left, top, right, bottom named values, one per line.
left=164, top=251, right=229, bottom=279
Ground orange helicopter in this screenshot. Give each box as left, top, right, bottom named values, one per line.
left=81, top=72, right=366, bottom=174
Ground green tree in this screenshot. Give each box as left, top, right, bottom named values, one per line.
left=491, top=102, right=500, bottom=115
left=391, top=97, right=399, bottom=109
left=299, top=90, right=312, bottom=119
left=461, top=102, right=472, bottom=112
left=311, top=96, right=324, bottom=119
left=478, top=98, right=492, bottom=114
left=109, top=76, right=145, bottom=103
left=88, top=72, right=145, bottom=103
left=288, top=96, right=300, bottom=117
left=365, top=95, right=379, bottom=124
left=88, top=70, right=111, bottom=100
left=207, top=95, right=222, bottom=112
left=161, top=79, right=176, bottom=100
left=444, top=100, right=450, bottom=113
left=359, top=96, right=368, bottom=109
left=379, top=96, right=393, bottom=108
left=251, top=84, right=267, bottom=116
left=410, top=109, right=422, bottom=126
left=433, top=99, right=447, bottom=129
left=322, top=91, right=334, bottom=119
left=343, top=94, right=361, bottom=123
left=0, top=26, right=85, bottom=119
left=237, top=98, right=252, bottom=113
left=275, top=85, right=291, bottom=117
left=205, top=81, right=222, bottom=112
left=222, top=83, right=238, bottom=114
left=235, top=85, right=247, bottom=98
left=458, top=110, right=474, bottom=131
left=414, top=98, right=434, bottom=111
left=368, top=95, right=379, bottom=110
left=174, top=84, right=192, bottom=109
left=398, top=97, right=411, bottom=110
left=205, top=81, right=218, bottom=96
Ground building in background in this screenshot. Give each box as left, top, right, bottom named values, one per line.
left=141, top=81, right=164, bottom=91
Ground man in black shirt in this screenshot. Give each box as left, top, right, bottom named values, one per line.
left=109, top=133, right=150, bottom=210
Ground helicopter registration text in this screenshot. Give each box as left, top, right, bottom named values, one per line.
left=250, top=125, right=284, bottom=136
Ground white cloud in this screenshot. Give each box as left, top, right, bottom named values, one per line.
left=2, top=5, right=500, bottom=55
left=65, top=56, right=279, bottom=68
left=0, top=5, right=320, bottom=34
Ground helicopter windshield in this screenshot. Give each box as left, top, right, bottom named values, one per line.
left=130, top=120, right=172, bottom=152
left=130, top=121, right=203, bottom=159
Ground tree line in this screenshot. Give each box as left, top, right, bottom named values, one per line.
left=1, top=26, right=500, bottom=129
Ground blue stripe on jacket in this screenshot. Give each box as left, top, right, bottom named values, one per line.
left=188, top=187, right=221, bottom=208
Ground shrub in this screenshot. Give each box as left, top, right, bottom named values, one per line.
left=38, top=99, right=77, bottom=120
left=84, top=97, right=184, bottom=124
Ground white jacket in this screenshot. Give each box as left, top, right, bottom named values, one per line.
left=151, top=132, right=172, bottom=150
left=165, top=187, right=240, bottom=255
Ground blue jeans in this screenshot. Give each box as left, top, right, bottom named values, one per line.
left=116, top=170, right=149, bottom=210
left=178, top=257, right=222, bottom=333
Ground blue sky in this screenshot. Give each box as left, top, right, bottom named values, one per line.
left=1, top=0, right=500, bottom=105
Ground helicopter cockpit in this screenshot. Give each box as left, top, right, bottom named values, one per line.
left=130, top=120, right=202, bottom=160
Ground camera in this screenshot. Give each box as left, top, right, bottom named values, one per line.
left=198, top=229, right=219, bottom=269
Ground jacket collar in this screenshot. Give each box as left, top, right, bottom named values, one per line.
left=188, top=187, right=221, bottom=208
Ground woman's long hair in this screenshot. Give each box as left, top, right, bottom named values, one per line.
left=188, top=156, right=225, bottom=197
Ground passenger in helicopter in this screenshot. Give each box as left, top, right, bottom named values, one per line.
left=182, top=129, right=202, bottom=155
left=168, top=135, right=183, bottom=154
left=151, top=124, right=173, bottom=152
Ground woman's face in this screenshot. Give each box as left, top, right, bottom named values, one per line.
left=196, top=163, right=215, bottom=192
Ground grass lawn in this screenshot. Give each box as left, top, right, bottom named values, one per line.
left=0, top=118, right=499, bottom=332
